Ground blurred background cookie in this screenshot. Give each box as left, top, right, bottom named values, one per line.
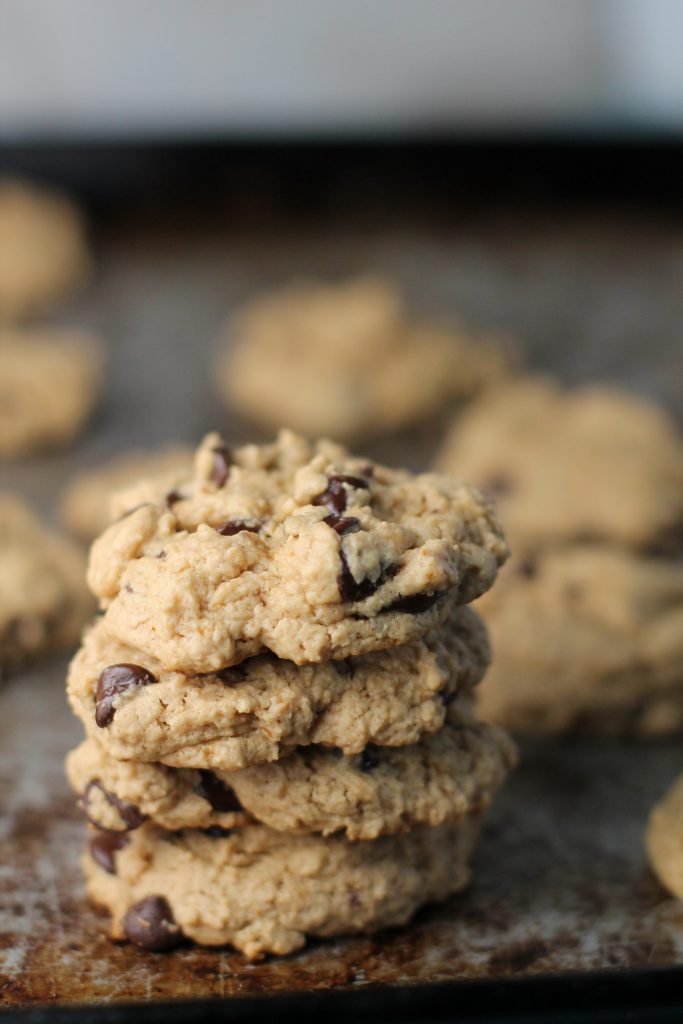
left=435, top=375, right=683, bottom=552
left=0, top=492, right=92, bottom=676
left=0, top=178, right=92, bottom=321
left=59, top=445, right=193, bottom=540
left=215, top=275, right=515, bottom=442
left=0, top=326, right=104, bottom=457
left=475, top=544, right=683, bottom=736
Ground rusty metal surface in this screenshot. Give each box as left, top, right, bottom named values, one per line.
left=2, top=198, right=683, bottom=1009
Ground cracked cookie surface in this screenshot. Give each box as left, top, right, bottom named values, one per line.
left=68, top=606, right=489, bottom=769
left=84, top=817, right=482, bottom=957
left=215, top=275, right=513, bottom=442
left=68, top=701, right=515, bottom=839
left=89, top=430, right=507, bottom=672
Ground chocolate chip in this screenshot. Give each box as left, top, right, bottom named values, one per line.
left=83, top=780, right=147, bottom=831
left=482, top=474, right=514, bottom=499
left=123, top=896, right=183, bottom=952
left=95, top=663, right=157, bottom=728
left=89, top=831, right=129, bottom=874
left=197, top=770, right=243, bottom=812
left=338, top=554, right=399, bottom=603
left=517, top=557, right=538, bottom=579
left=384, top=591, right=441, bottom=614
left=359, top=746, right=380, bottom=771
left=313, top=474, right=370, bottom=514
left=215, top=519, right=260, bottom=537
left=211, top=446, right=231, bottom=487
left=165, top=490, right=183, bottom=508
left=323, top=514, right=361, bottom=536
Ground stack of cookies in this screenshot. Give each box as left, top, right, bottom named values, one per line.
left=66, top=430, right=515, bottom=958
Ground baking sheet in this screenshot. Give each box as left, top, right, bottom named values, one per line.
left=2, top=195, right=683, bottom=1010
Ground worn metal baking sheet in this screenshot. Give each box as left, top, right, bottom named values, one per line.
left=1, top=194, right=683, bottom=1012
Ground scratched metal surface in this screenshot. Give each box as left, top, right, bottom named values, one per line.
left=1, top=195, right=683, bottom=1009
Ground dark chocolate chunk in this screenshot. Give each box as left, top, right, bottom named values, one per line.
left=359, top=745, right=380, bottom=771
left=89, top=831, right=129, bottom=874
left=384, top=591, right=441, bottom=614
left=323, top=514, right=361, bottom=536
left=165, top=490, right=183, bottom=508
left=203, top=826, right=234, bottom=838
left=95, top=663, right=157, bottom=728
left=482, top=474, right=515, bottom=499
left=215, top=519, right=260, bottom=537
left=83, top=780, right=147, bottom=831
left=517, top=557, right=538, bottom=579
left=123, top=896, right=183, bottom=952
left=338, top=555, right=399, bottom=604
left=197, top=770, right=243, bottom=812
left=313, top=474, right=370, bottom=514
left=211, top=446, right=231, bottom=487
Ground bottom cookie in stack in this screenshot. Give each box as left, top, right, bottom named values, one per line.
left=68, top=703, right=515, bottom=957
left=646, top=774, right=683, bottom=901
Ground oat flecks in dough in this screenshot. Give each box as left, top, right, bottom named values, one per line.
left=83, top=818, right=482, bottom=958
left=436, top=375, right=683, bottom=550
left=0, top=327, right=104, bottom=457
left=475, top=545, right=683, bottom=735
left=88, top=430, right=507, bottom=672
left=0, top=492, right=93, bottom=673
left=67, top=606, right=489, bottom=769
left=215, top=275, right=514, bottom=442
left=0, top=178, right=91, bottom=321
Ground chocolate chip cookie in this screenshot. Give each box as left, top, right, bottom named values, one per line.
left=0, top=493, right=93, bottom=673
left=0, top=178, right=91, bottom=321
left=68, top=606, right=489, bottom=769
left=83, top=817, right=482, bottom=957
left=0, top=327, right=104, bottom=457
left=646, top=773, right=683, bottom=899
left=60, top=445, right=193, bottom=540
left=475, top=545, right=683, bottom=735
left=436, top=376, right=683, bottom=550
left=67, top=701, right=514, bottom=839
left=88, top=430, right=507, bottom=673
left=215, top=275, right=513, bottom=442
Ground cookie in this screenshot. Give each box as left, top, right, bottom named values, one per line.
left=0, top=493, right=92, bottom=673
left=66, top=739, right=252, bottom=833
left=60, top=446, right=193, bottom=540
left=0, top=178, right=91, bottom=320
left=475, top=545, right=683, bottom=735
left=67, top=605, right=489, bottom=769
left=68, top=702, right=515, bottom=839
left=436, top=376, right=683, bottom=550
left=88, top=430, right=506, bottom=673
left=0, top=327, right=104, bottom=457
left=83, top=818, right=482, bottom=957
left=215, top=275, right=513, bottom=442
left=646, top=773, right=683, bottom=899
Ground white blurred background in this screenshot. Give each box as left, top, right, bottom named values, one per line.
left=1, top=0, right=683, bottom=139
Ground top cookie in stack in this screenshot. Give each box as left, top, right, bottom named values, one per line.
left=67, top=431, right=513, bottom=958
left=87, top=430, right=508, bottom=673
